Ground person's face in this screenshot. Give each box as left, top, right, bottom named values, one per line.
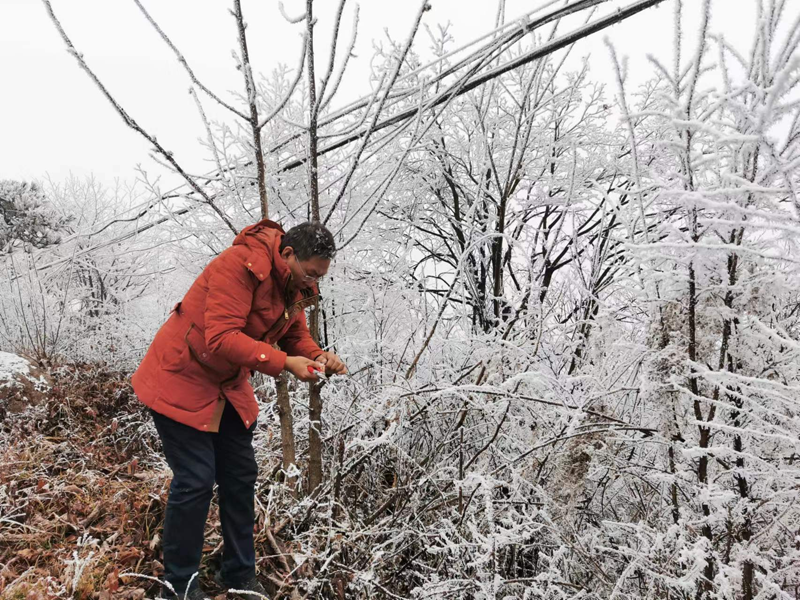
left=280, top=247, right=330, bottom=291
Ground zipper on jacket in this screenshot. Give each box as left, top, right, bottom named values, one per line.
left=263, top=292, right=320, bottom=343
left=282, top=295, right=318, bottom=321
left=282, top=275, right=318, bottom=320
left=287, top=293, right=319, bottom=314
left=282, top=278, right=292, bottom=321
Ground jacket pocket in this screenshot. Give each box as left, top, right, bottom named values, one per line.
left=161, top=332, right=190, bottom=372
left=184, top=324, right=239, bottom=379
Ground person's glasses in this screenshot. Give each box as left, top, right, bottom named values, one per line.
left=294, top=255, right=322, bottom=282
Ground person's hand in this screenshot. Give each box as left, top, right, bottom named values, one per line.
left=284, top=356, right=326, bottom=382
left=315, top=351, right=348, bottom=376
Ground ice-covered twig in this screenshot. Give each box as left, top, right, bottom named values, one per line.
left=130, top=0, right=248, bottom=120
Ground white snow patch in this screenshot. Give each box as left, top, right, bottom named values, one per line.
left=0, top=352, right=34, bottom=389
left=0, top=351, right=50, bottom=393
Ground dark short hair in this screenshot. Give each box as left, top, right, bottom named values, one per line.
left=280, top=222, right=336, bottom=260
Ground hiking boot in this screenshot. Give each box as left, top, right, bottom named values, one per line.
left=160, top=586, right=212, bottom=600
left=214, top=572, right=270, bottom=598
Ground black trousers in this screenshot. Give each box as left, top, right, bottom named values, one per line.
left=151, top=401, right=258, bottom=593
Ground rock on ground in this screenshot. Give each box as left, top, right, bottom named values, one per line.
left=0, top=351, right=52, bottom=414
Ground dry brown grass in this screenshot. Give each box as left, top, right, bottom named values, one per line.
left=0, top=363, right=173, bottom=599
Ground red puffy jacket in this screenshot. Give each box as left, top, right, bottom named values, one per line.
left=131, top=220, right=322, bottom=432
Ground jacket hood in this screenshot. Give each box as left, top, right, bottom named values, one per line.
left=232, top=218, right=285, bottom=249
left=232, top=219, right=319, bottom=297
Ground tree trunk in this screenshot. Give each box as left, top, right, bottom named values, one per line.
left=305, top=0, right=324, bottom=494
left=233, top=0, right=301, bottom=494
left=275, top=372, right=298, bottom=494
left=307, top=306, right=324, bottom=493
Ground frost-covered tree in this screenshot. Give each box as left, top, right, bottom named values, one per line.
left=11, top=0, right=798, bottom=598
left=0, top=180, right=71, bottom=252
left=593, top=1, right=800, bottom=598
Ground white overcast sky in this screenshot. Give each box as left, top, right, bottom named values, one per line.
left=1, top=0, right=754, bottom=187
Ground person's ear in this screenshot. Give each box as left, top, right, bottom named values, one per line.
left=280, top=246, right=294, bottom=260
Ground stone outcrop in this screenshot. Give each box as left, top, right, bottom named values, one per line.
left=0, top=351, right=52, bottom=414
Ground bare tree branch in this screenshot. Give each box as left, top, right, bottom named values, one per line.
left=40, top=0, right=238, bottom=234
left=131, top=0, right=249, bottom=120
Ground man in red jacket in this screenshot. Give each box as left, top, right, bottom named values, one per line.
left=132, top=220, right=346, bottom=599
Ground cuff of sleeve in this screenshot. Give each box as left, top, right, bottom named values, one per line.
left=255, top=344, right=287, bottom=378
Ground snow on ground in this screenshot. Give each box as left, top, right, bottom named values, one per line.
left=0, top=351, right=51, bottom=411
